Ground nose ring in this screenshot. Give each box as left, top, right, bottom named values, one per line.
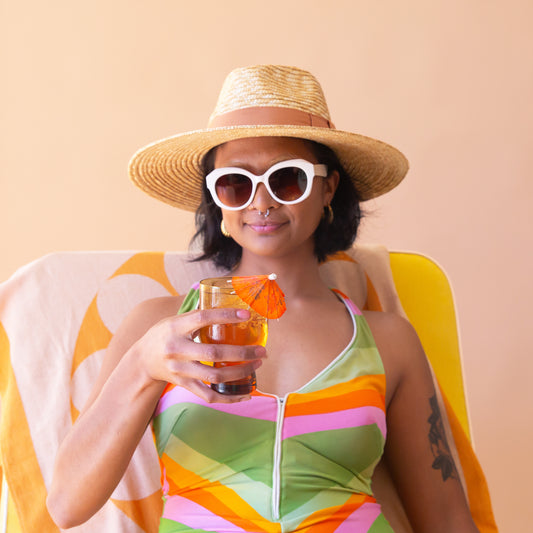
left=258, top=208, right=270, bottom=218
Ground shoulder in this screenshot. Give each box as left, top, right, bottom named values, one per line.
left=362, top=310, right=428, bottom=402
left=362, top=309, right=420, bottom=347
left=82, top=293, right=187, bottom=411
left=106, top=295, right=185, bottom=358
left=123, top=295, right=186, bottom=333
left=106, top=295, right=185, bottom=371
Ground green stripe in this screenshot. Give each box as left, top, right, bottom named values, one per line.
left=299, top=347, right=384, bottom=394
left=279, top=426, right=381, bottom=514
left=156, top=403, right=275, bottom=487
left=367, top=512, right=394, bottom=532
left=285, top=425, right=383, bottom=486
left=158, top=517, right=207, bottom=532
left=163, top=433, right=273, bottom=518
left=280, top=491, right=353, bottom=529
left=178, top=289, right=200, bottom=314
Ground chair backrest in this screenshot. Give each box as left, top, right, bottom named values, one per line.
left=389, top=252, right=470, bottom=439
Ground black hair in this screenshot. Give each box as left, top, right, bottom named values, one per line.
left=190, top=140, right=363, bottom=270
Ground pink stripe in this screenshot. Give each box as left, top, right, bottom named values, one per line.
left=162, top=494, right=248, bottom=531
left=334, top=501, right=382, bottom=532
left=332, top=291, right=362, bottom=315
left=155, top=386, right=278, bottom=421
left=344, top=297, right=362, bottom=316
left=282, top=406, right=386, bottom=440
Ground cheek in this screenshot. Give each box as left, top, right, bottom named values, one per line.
left=294, top=201, right=324, bottom=235
left=222, top=212, right=249, bottom=242
left=221, top=210, right=240, bottom=225
left=306, top=190, right=328, bottom=221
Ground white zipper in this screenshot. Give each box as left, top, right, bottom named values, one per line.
left=272, top=395, right=287, bottom=520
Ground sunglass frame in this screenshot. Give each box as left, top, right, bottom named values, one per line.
left=206, top=158, right=328, bottom=211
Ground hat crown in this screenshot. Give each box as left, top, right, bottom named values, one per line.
left=208, top=65, right=331, bottom=126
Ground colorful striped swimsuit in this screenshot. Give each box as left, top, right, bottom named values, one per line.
left=153, top=287, right=393, bottom=532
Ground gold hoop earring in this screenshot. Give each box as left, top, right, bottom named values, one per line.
left=324, top=204, right=334, bottom=224
left=220, top=220, right=231, bottom=238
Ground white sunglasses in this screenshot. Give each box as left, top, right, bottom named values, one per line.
left=206, top=158, right=328, bottom=211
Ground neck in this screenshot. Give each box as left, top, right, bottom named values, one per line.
left=232, top=247, right=330, bottom=300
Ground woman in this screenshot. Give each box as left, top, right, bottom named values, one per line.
left=47, top=65, right=479, bottom=532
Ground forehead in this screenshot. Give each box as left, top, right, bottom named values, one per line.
left=213, top=136, right=318, bottom=170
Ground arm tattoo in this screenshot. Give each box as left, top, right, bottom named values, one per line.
left=427, top=394, right=458, bottom=481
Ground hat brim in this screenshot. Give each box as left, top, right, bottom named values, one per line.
left=128, top=125, right=409, bottom=212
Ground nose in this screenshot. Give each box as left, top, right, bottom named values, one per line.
left=249, top=183, right=277, bottom=213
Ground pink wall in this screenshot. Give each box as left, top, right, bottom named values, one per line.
left=2, top=1, right=532, bottom=529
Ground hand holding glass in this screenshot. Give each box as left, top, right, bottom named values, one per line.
left=199, top=277, right=267, bottom=395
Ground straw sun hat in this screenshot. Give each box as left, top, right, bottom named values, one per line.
left=129, top=65, right=409, bottom=212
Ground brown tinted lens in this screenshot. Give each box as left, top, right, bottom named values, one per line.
left=215, top=174, right=253, bottom=208
left=269, top=167, right=308, bottom=201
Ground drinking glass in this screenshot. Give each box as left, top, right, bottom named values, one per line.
left=199, top=277, right=267, bottom=394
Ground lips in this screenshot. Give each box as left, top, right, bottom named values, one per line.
left=245, top=219, right=286, bottom=233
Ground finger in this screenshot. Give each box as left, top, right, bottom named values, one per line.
left=196, top=360, right=263, bottom=385
left=174, top=307, right=252, bottom=337
left=187, top=341, right=267, bottom=364
left=180, top=377, right=252, bottom=404
left=168, top=358, right=262, bottom=383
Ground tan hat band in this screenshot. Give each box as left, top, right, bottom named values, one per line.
left=208, top=106, right=336, bottom=130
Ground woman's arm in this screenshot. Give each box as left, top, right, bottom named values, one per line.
left=367, top=311, right=479, bottom=533
left=46, top=296, right=265, bottom=528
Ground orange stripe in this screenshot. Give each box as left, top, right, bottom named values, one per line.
left=323, top=251, right=357, bottom=263
left=330, top=287, right=351, bottom=301
left=364, top=273, right=383, bottom=312
left=439, top=386, right=498, bottom=532
left=251, top=389, right=273, bottom=398
left=289, top=374, right=386, bottom=404
left=111, top=489, right=163, bottom=533
left=0, top=322, right=59, bottom=532
left=70, top=296, right=113, bottom=377
left=286, top=375, right=386, bottom=416
left=162, top=453, right=280, bottom=533
left=110, top=252, right=179, bottom=296
left=161, top=382, right=175, bottom=396
left=296, top=493, right=375, bottom=532
left=286, top=390, right=385, bottom=418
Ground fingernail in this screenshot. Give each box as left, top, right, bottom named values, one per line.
left=254, top=346, right=267, bottom=357
left=236, top=309, right=250, bottom=319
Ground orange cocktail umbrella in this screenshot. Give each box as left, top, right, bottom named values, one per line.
left=231, top=273, right=286, bottom=319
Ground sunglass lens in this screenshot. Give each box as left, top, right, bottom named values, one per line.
left=215, top=174, right=253, bottom=208
left=269, top=167, right=308, bottom=202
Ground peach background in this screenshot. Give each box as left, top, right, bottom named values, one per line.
left=2, top=1, right=532, bottom=530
